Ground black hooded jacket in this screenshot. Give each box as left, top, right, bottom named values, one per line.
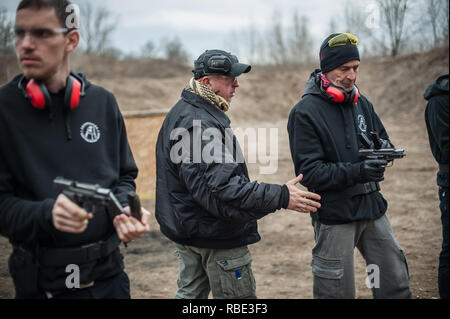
left=424, top=74, right=449, bottom=187
left=155, top=89, right=289, bottom=249
left=0, top=73, right=138, bottom=291
left=287, top=70, right=390, bottom=225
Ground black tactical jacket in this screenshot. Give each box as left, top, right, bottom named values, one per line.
left=155, top=90, right=289, bottom=249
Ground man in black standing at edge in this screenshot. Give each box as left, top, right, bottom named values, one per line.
left=287, top=33, right=411, bottom=299
left=424, top=74, right=449, bottom=299
left=155, top=49, right=322, bottom=299
left=0, top=0, right=150, bottom=299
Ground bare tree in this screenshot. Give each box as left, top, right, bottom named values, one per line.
left=267, top=10, right=288, bottom=65
left=342, top=1, right=384, bottom=57
left=327, top=17, right=339, bottom=36
left=0, top=7, right=13, bottom=54
left=443, top=0, right=449, bottom=45
left=224, top=23, right=268, bottom=65
left=241, top=21, right=261, bottom=64
left=223, top=29, right=241, bottom=59
left=160, top=36, right=189, bottom=64
left=425, top=0, right=448, bottom=48
left=79, top=3, right=119, bottom=55
left=289, top=12, right=313, bottom=64
left=140, top=40, right=157, bottom=58
left=427, top=0, right=441, bottom=47
left=344, top=1, right=373, bottom=36
left=0, top=7, right=15, bottom=84
left=377, top=0, right=409, bottom=56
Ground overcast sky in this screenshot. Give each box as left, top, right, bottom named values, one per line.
left=3, top=0, right=395, bottom=61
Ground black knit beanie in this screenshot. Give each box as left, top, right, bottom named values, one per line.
left=320, top=33, right=360, bottom=73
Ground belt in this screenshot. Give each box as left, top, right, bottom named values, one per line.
left=39, top=233, right=121, bottom=267
left=317, top=182, right=380, bottom=202
left=439, top=163, right=449, bottom=173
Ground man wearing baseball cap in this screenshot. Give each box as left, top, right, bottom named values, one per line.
left=155, top=49, right=322, bottom=299
left=287, top=33, right=412, bottom=298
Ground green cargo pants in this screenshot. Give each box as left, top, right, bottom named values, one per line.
left=174, top=244, right=257, bottom=299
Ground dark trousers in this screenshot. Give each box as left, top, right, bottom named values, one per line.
left=311, top=214, right=411, bottom=299
left=439, top=186, right=449, bottom=299
left=16, top=270, right=130, bottom=299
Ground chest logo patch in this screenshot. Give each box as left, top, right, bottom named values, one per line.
left=357, top=115, right=367, bottom=132
left=80, top=122, right=100, bottom=143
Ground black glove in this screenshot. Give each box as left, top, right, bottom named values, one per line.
left=358, top=159, right=388, bottom=182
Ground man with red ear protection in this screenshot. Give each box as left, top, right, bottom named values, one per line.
left=287, top=33, right=411, bottom=299
left=0, top=0, right=150, bottom=299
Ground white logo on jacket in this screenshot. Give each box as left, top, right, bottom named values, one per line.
left=357, top=115, right=367, bottom=132
left=80, top=122, right=100, bottom=143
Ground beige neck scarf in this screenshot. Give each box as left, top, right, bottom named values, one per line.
left=185, top=77, right=230, bottom=112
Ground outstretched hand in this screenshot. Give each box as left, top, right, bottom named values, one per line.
left=285, top=174, right=321, bottom=213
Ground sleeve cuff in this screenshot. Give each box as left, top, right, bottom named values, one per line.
left=280, top=184, right=290, bottom=209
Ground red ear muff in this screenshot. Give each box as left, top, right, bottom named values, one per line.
left=324, top=84, right=359, bottom=105
left=325, top=86, right=346, bottom=103
left=25, top=79, right=51, bottom=110
left=70, top=77, right=81, bottom=109
left=19, top=73, right=84, bottom=111
left=351, top=86, right=359, bottom=105
left=65, top=75, right=82, bottom=110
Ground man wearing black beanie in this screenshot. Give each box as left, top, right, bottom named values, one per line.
left=319, top=33, right=361, bottom=73
left=287, top=33, right=412, bottom=299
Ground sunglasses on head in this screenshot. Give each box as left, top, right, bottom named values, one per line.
left=328, top=33, right=359, bottom=47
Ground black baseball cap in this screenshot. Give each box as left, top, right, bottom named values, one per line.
left=193, top=49, right=251, bottom=79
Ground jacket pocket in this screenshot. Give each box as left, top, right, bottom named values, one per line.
left=216, top=251, right=256, bottom=298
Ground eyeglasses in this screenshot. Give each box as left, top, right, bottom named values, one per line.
left=199, top=74, right=237, bottom=84
left=215, top=75, right=238, bottom=84
left=14, top=27, right=69, bottom=42
left=328, top=33, right=359, bottom=47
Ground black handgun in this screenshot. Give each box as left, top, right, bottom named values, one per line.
left=357, top=132, right=405, bottom=166
left=53, top=176, right=125, bottom=218
left=127, top=191, right=142, bottom=221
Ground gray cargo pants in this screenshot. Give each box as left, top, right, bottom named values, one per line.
left=311, top=214, right=412, bottom=299
left=174, top=244, right=257, bottom=299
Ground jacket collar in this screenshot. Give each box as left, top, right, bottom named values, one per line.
left=302, top=69, right=323, bottom=98
left=181, top=89, right=231, bottom=128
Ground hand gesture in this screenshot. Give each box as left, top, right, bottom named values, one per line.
left=285, top=174, right=321, bottom=213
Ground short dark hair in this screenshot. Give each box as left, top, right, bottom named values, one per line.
left=17, top=0, right=75, bottom=30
